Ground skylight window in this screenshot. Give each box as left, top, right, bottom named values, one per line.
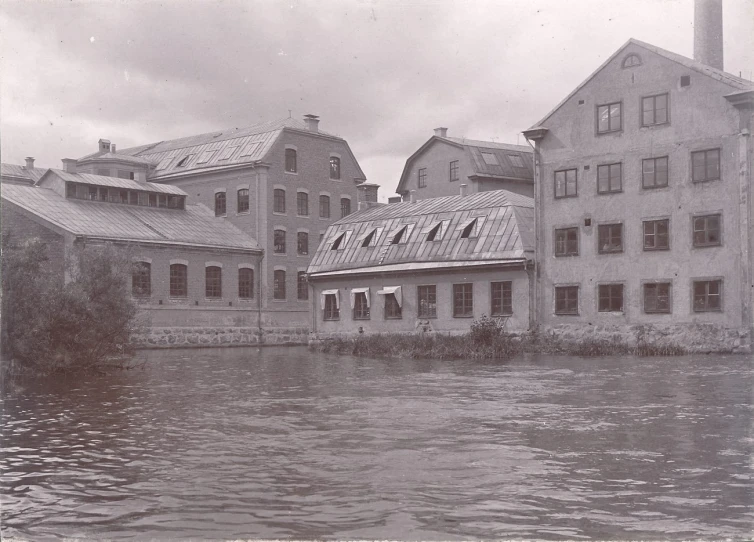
left=508, top=154, right=525, bottom=168
left=461, top=218, right=478, bottom=239
left=196, top=150, right=217, bottom=164
left=481, top=152, right=499, bottom=165
left=240, top=142, right=261, bottom=157
left=176, top=154, right=194, bottom=167
left=217, top=146, right=239, bottom=161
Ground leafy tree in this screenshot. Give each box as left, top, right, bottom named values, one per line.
left=2, top=236, right=143, bottom=375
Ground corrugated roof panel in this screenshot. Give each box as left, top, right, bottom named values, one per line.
left=2, top=184, right=259, bottom=251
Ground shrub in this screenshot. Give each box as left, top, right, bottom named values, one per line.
left=2, top=238, right=143, bottom=375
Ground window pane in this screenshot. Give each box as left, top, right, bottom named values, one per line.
left=297, top=232, right=308, bottom=255
left=285, top=149, right=297, bottom=173
left=598, top=106, right=609, bottom=132
left=205, top=266, right=222, bottom=298
left=238, top=189, right=249, bottom=213
left=274, top=270, right=286, bottom=299
left=329, top=157, right=340, bottom=180
left=239, top=268, right=254, bottom=299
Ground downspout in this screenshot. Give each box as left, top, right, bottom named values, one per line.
left=257, top=249, right=264, bottom=343
left=525, top=136, right=541, bottom=333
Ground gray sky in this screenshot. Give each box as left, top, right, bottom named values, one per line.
left=2, top=0, right=752, bottom=198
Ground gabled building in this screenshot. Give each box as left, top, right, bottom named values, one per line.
left=396, top=128, right=534, bottom=201
left=73, top=115, right=370, bottom=335
left=523, top=17, right=753, bottom=352
left=1, top=158, right=47, bottom=186
left=2, top=171, right=266, bottom=346
left=307, top=190, right=535, bottom=338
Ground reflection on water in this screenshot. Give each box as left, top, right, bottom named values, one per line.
left=1, top=347, right=753, bottom=540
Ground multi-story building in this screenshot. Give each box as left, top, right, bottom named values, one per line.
left=395, top=127, right=534, bottom=201
left=1, top=170, right=265, bottom=346
left=1, top=158, right=47, bottom=186
left=523, top=20, right=753, bottom=352
left=307, top=190, right=535, bottom=339
left=72, top=115, right=368, bottom=335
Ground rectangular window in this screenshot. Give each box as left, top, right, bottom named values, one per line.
left=131, top=262, right=151, bottom=297
left=597, top=163, right=622, bottom=193
left=554, top=169, right=577, bottom=198
left=329, top=157, right=341, bottom=180
left=197, top=150, right=216, bottom=164
left=384, top=294, right=402, bottom=319
left=217, top=146, right=239, bottom=161
left=597, top=101, right=622, bottom=133
left=324, top=294, right=339, bottom=320
left=598, top=223, right=623, bottom=254
left=297, top=271, right=308, bottom=301
left=418, top=168, right=427, bottom=188
left=353, top=292, right=370, bottom=320
left=205, top=266, right=222, bottom=298
left=693, top=214, right=721, bottom=247
left=274, top=229, right=286, bottom=254
left=237, top=189, right=250, bottom=213
left=215, top=192, right=226, bottom=216
left=642, top=156, right=669, bottom=188
left=644, top=282, right=671, bottom=313
left=319, top=195, right=330, bottom=218
left=693, top=280, right=722, bottom=312
left=273, top=270, right=286, bottom=300
left=89, top=185, right=99, bottom=200
left=555, top=286, right=579, bottom=315
left=273, top=188, right=286, bottom=213
left=453, top=283, right=473, bottom=318
left=340, top=198, right=351, bottom=218
left=692, top=149, right=720, bottom=182
left=238, top=268, right=254, bottom=299
left=491, top=281, right=512, bottom=316
left=481, top=152, right=499, bottom=165
left=297, top=192, right=309, bottom=216
left=285, top=149, right=297, bottom=173
left=598, top=284, right=623, bottom=312
left=555, top=227, right=579, bottom=256
left=641, top=93, right=668, bottom=126
left=418, top=285, right=437, bottom=318
left=66, top=182, right=77, bottom=198
left=508, top=154, right=526, bottom=168
left=643, top=219, right=670, bottom=250
left=170, top=264, right=188, bottom=298
left=297, top=232, right=309, bottom=255
left=449, top=160, right=459, bottom=182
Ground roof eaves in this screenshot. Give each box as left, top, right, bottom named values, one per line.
left=76, top=236, right=263, bottom=254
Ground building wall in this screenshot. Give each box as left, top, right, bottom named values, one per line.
left=403, top=141, right=473, bottom=199
left=310, top=266, right=531, bottom=339
left=1, top=201, right=68, bottom=279
left=476, top=178, right=534, bottom=198
left=533, top=43, right=751, bottom=351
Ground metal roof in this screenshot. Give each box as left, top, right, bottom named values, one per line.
left=114, top=117, right=346, bottom=180
left=76, top=151, right=156, bottom=166
left=42, top=169, right=187, bottom=195
left=396, top=135, right=533, bottom=195
left=2, top=184, right=260, bottom=252
left=307, top=190, right=534, bottom=275
left=529, top=38, right=754, bottom=130
left=1, top=163, right=48, bottom=185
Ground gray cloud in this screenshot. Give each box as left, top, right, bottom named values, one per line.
left=2, top=0, right=752, bottom=197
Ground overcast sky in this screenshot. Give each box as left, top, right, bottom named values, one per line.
left=2, top=0, right=752, bottom=198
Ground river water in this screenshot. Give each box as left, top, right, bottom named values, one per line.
left=1, top=347, right=752, bottom=540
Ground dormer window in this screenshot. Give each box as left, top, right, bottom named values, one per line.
left=391, top=226, right=408, bottom=245
left=426, top=220, right=449, bottom=242
left=622, top=54, right=642, bottom=68
left=331, top=230, right=352, bottom=251
left=481, top=152, right=499, bottom=165
left=508, top=154, right=525, bottom=168
left=461, top=218, right=478, bottom=239
left=197, top=150, right=217, bottom=164
left=361, top=227, right=382, bottom=247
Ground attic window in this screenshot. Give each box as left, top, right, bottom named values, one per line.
left=240, top=142, right=260, bottom=157
left=196, top=150, right=217, bottom=164
left=391, top=226, right=409, bottom=245
left=176, top=154, right=194, bottom=167
left=331, top=231, right=351, bottom=251
left=461, top=218, right=478, bottom=239
left=481, top=152, right=499, bottom=165
left=426, top=220, right=448, bottom=242
left=155, top=156, right=173, bottom=170
left=217, top=146, right=239, bottom=161
left=508, top=154, right=525, bottom=168
left=681, top=75, right=691, bottom=87
left=362, top=228, right=382, bottom=247
left=622, top=54, right=642, bottom=68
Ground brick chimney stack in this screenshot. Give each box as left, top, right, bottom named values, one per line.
left=24, top=157, right=35, bottom=170
left=434, top=127, right=448, bottom=137
left=694, top=0, right=724, bottom=71
left=304, top=114, right=320, bottom=132
left=62, top=159, right=78, bottom=173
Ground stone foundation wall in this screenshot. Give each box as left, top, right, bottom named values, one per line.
left=541, top=323, right=751, bottom=354
left=132, top=325, right=309, bottom=348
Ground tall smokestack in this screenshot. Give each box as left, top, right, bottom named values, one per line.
left=694, top=0, right=724, bottom=71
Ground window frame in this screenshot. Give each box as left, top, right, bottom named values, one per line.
left=597, top=223, right=624, bottom=254
left=691, top=148, right=721, bottom=183
left=452, top=283, right=474, bottom=318
left=273, top=269, right=286, bottom=300
left=384, top=293, right=402, bottom=320
left=285, top=148, right=297, bottom=173
left=692, top=213, right=722, bottom=248
left=641, top=93, right=669, bottom=127
left=238, top=267, right=254, bottom=300
left=353, top=291, right=371, bottom=320
left=554, top=168, right=578, bottom=198
left=273, top=228, right=287, bottom=254
left=418, top=285, right=437, bottom=319
left=597, top=283, right=624, bottom=313
left=297, top=231, right=309, bottom=256
left=329, top=156, right=341, bottom=180
left=297, top=271, right=308, bottom=301
left=324, top=293, right=340, bottom=320
left=554, top=227, right=579, bottom=257
left=554, top=285, right=579, bottom=315
left=237, top=188, right=250, bottom=214
left=169, top=263, right=188, bottom=298
left=642, top=156, right=669, bottom=189
left=449, top=160, right=459, bottom=182
left=490, top=281, right=513, bottom=316
left=340, top=197, right=351, bottom=219
left=319, top=195, right=331, bottom=219
left=596, top=101, right=622, bottom=134
left=643, top=218, right=670, bottom=251
left=297, top=191, right=309, bottom=217
left=692, top=279, right=723, bottom=312
left=597, top=162, right=622, bottom=194
left=643, top=281, right=671, bottom=314
left=418, top=168, right=427, bottom=188
left=205, top=265, right=223, bottom=299
left=273, top=188, right=286, bottom=214
left=131, top=261, right=151, bottom=297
